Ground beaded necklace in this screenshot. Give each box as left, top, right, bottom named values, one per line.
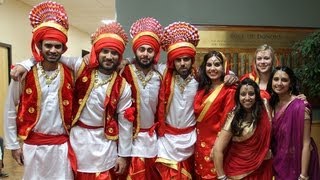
left=94, top=70, right=113, bottom=88
left=38, top=63, right=60, bottom=85
left=135, top=69, right=154, bottom=89
left=175, top=74, right=193, bottom=93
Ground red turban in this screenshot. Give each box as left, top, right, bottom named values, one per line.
left=167, top=46, right=196, bottom=69
left=132, top=35, right=161, bottom=63
left=31, top=27, right=68, bottom=62
left=89, top=37, right=125, bottom=68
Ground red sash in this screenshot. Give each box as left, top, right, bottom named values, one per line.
left=164, top=124, right=195, bottom=135
left=76, top=121, right=103, bottom=129
left=24, top=131, right=78, bottom=173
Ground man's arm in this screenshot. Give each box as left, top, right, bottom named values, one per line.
left=117, top=82, right=133, bottom=157
left=115, top=82, right=133, bottom=174
left=10, top=56, right=82, bottom=81
left=4, top=81, right=24, bottom=165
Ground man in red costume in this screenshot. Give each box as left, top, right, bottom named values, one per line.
left=155, top=22, right=200, bottom=180
left=4, top=1, right=76, bottom=179
left=68, top=22, right=134, bottom=179
left=121, top=17, right=163, bottom=180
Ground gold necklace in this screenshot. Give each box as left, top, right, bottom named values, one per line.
left=38, top=64, right=60, bottom=85
left=135, top=69, right=154, bottom=89
left=175, top=74, right=193, bottom=93
left=94, top=70, right=113, bottom=88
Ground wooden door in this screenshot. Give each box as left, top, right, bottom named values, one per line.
left=0, top=43, right=11, bottom=136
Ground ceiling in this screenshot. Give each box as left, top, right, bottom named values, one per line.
left=19, top=0, right=116, bottom=34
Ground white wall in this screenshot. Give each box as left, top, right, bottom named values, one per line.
left=0, top=0, right=91, bottom=64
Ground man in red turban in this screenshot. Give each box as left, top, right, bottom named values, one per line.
left=155, top=21, right=200, bottom=180
left=4, top=1, right=76, bottom=179
left=69, top=22, right=134, bottom=180
left=121, top=17, right=163, bottom=180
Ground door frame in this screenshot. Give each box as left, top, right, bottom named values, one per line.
left=0, top=42, right=12, bottom=84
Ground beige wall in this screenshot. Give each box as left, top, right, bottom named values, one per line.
left=0, top=0, right=91, bottom=64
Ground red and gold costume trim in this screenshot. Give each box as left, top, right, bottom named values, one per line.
left=72, top=65, right=126, bottom=140
left=196, top=83, right=224, bottom=122
left=121, top=64, right=141, bottom=138
left=155, top=157, right=193, bottom=180
left=16, top=63, right=73, bottom=140
left=128, top=157, right=159, bottom=180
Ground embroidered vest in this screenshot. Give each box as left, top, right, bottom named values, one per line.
left=73, top=63, right=126, bottom=140
left=16, top=63, right=74, bottom=140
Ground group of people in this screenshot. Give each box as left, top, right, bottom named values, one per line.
left=4, top=1, right=320, bottom=180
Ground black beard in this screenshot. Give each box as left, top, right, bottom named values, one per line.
left=176, top=70, right=191, bottom=79
left=98, top=60, right=119, bottom=74
left=135, top=55, right=154, bottom=69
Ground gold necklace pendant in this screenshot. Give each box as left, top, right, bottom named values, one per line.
left=175, top=74, right=193, bottom=93
left=93, top=70, right=112, bottom=88
left=135, top=69, right=154, bottom=89
left=38, top=64, right=60, bottom=86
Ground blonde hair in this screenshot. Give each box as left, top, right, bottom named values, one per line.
left=254, top=44, right=276, bottom=65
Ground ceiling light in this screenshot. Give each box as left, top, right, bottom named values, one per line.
left=101, top=19, right=115, bottom=24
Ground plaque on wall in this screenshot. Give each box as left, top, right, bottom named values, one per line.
left=194, top=25, right=316, bottom=77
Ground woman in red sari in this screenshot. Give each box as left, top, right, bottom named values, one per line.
left=241, top=44, right=277, bottom=100
left=194, top=51, right=236, bottom=179
left=267, top=66, right=319, bottom=180
left=211, top=78, right=273, bottom=180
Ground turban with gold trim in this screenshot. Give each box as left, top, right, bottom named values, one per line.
left=161, top=22, right=200, bottom=69
left=89, top=22, right=128, bottom=68
left=130, top=17, right=163, bottom=63
left=29, top=1, right=69, bottom=62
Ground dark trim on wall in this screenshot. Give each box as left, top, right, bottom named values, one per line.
left=82, top=49, right=89, bottom=57
left=0, top=42, right=12, bottom=84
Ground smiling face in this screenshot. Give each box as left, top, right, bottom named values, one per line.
left=205, top=56, right=224, bottom=83
left=255, top=49, right=273, bottom=74
left=239, top=84, right=256, bottom=111
left=272, top=70, right=291, bottom=96
left=40, top=40, right=63, bottom=63
left=98, top=48, right=120, bottom=74
left=174, top=55, right=192, bottom=79
left=135, top=44, right=155, bottom=69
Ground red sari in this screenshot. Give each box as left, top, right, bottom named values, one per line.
left=223, top=105, right=272, bottom=179
left=194, top=84, right=236, bottom=179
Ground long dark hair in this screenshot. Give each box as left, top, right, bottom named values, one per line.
left=267, top=66, right=300, bottom=109
left=231, top=78, right=263, bottom=136
left=198, top=50, right=225, bottom=93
